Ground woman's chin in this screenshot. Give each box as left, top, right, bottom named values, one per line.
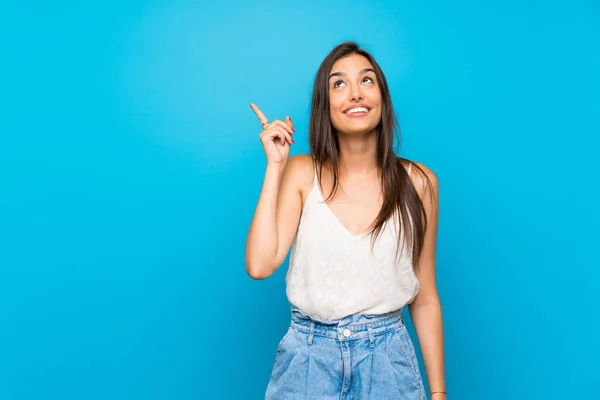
left=336, top=124, right=379, bottom=137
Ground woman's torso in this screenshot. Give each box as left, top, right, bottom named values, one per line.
left=285, top=156, right=420, bottom=320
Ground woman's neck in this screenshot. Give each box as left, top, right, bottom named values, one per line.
left=337, top=131, right=379, bottom=178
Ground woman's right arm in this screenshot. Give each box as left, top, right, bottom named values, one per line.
left=245, top=155, right=305, bottom=280
left=245, top=103, right=304, bottom=280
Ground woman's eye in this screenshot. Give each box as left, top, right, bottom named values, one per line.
left=333, top=77, right=373, bottom=88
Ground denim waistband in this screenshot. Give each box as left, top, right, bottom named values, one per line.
left=289, top=305, right=405, bottom=342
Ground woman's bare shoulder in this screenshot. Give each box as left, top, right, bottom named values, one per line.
left=286, top=154, right=315, bottom=188
left=407, top=160, right=438, bottom=197
left=399, top=157, right=412, bottom=172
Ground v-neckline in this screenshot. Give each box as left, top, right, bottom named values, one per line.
left=313, top=183, right=370, bottom=239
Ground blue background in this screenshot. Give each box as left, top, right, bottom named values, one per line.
left=1, top=0, right=598, bottom=399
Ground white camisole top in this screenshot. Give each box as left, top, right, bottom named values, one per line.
left=285, top=162, right=420, bottom=320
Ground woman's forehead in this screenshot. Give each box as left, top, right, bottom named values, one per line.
left=331, top=54, right=373, bottom=73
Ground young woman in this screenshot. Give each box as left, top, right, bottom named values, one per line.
left=246, top=42, right=446, bottom=400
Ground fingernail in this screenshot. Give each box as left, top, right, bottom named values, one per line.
left=292, top=139, right=295, bottom=144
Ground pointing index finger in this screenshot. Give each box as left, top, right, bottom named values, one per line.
left=249, top=103, right=269, bottom=127
left=286, top=116, right=294, bottom=131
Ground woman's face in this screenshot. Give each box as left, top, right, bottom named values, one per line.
left=328, top=53, right=382, bottom=136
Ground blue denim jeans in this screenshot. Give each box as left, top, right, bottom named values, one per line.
left=265, top=305, right=427, bottom=400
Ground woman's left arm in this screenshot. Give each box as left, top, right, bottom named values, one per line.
left=407, top=163, right=446, bottom=399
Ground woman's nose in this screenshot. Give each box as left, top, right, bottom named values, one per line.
left=350, top=89, right=363, bottom=101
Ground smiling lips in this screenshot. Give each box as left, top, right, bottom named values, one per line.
left=343, top=104, right=371, bottom=118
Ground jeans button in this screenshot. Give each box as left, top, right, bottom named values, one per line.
left=343, top=329, right=352, bottom=337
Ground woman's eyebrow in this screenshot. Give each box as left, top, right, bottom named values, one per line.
left=329, top=68, right=376, bottom=79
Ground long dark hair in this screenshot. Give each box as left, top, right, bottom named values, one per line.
left=309, top=41, right=434, bottom=272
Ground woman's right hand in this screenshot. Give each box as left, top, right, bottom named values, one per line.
left=250, top=103, right=295, bottom=165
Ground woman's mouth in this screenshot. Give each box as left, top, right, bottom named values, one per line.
left=344, top=105, right=371, bottom=118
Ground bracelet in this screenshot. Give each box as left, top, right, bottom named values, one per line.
left=430, top=390, right=447, bottom=396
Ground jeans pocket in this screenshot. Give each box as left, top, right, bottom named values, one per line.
left=266, top=327, right=309, bottom=399
left=273, top=326, right=298, bottom=369
left=393, top=325, right=424, bottom=388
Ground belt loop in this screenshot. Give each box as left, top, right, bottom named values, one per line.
left=307, top=322, right=315, bottom=345
left=367, top=324, right=374, bottom=348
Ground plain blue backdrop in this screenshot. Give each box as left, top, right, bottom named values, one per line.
left=1, top=0, right=598, bottom=399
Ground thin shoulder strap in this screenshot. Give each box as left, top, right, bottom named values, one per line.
left=407, top=162, right=413, bottom=177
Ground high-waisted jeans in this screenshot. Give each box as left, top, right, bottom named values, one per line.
left=265, top=305, right=427, bottom=400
